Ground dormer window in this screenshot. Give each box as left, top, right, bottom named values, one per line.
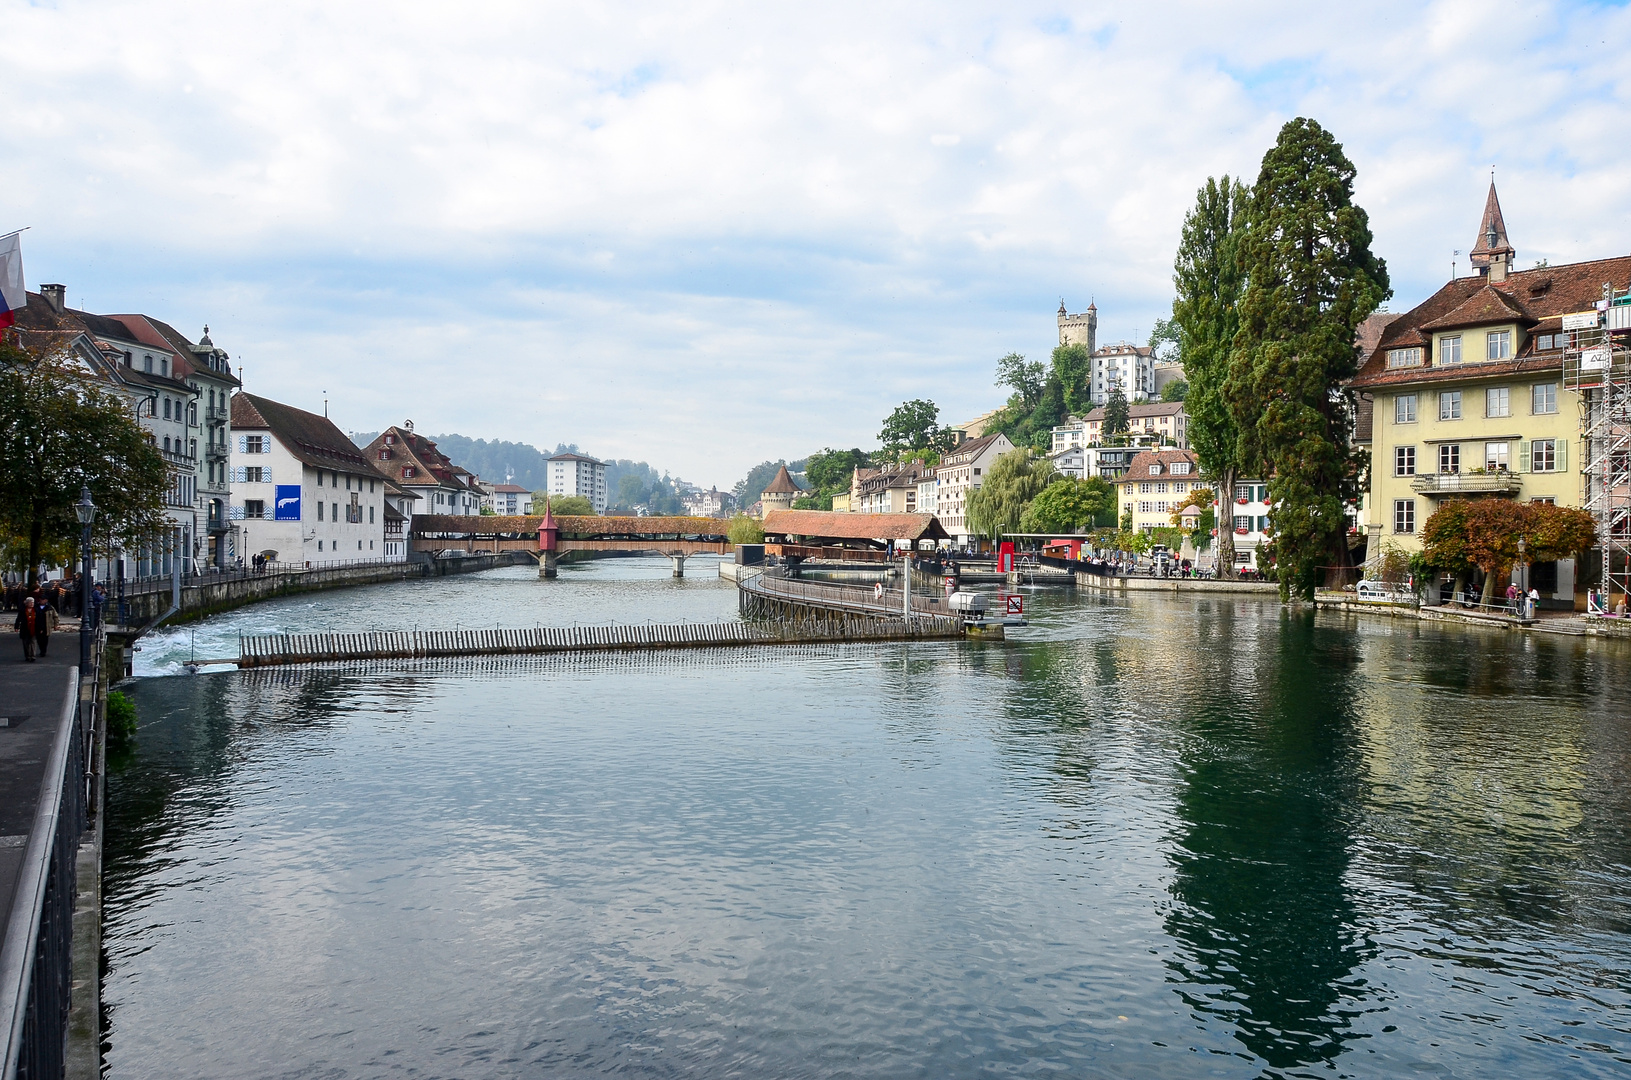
left=1172, top=462, right=1192, bottom=475
left=1440, top=336, right=1461, bottom=364
left=1486, top=330, right=1511, bottom=360
left=403, top=466, right=416, bottom=478
left=1148, top=464, right=1162, bottom=476
left=1387, top=347, right=1424, bottom=368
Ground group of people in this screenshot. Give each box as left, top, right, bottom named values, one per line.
left=9, top=579, right=106, bottom=662
left=1504, top=582, right=1542, bottom=619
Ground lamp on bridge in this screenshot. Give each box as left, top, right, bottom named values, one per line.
left=76, top=486, right=96, bottom=675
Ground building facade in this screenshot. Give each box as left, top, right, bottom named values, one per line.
left=851, top=460, right=935, bottom=514
left=363, top=424, right=480, bottom=521
left=547, top=452, right=609, bottom=513
left=1091, top=343, right=1156, bottom=405
left=935, top=432, right=1016, bottom=545
left=1350, top=184, right=1620, bottom=607
left=1117, top=449, right=1204, bottom=535
left=758, top=464, right=802, bottom=516
left=230, top=393, right=388, bottom=566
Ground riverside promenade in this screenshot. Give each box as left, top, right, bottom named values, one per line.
left=0, top=644, right=91, bottom=1080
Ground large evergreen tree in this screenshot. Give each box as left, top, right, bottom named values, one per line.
left=1225, top=119, right=1390, bottom=600
left=1171, top=175, right=1249, bottom=576
left=1103, top=386, right=1130, bottom=441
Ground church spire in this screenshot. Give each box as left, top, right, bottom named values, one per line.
left=1468, top=179, right=1514, bottom=276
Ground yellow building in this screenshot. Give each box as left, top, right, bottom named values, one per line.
left=1117, top=449, right=1204, bottom=534
left=1351, top=183, right=1629, bottom=605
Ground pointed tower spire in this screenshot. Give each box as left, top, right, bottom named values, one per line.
left=1468, top=179, right=1514, bottom=276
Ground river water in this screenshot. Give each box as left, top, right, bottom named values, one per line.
left=105, top=559, right=1631, bottom=1078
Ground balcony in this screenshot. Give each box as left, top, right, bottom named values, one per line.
left=206, top=443, right=230, bottom=463
left=206, top=404, right=230, bottom=422
left=1409, top=471, right=1523, bottom=497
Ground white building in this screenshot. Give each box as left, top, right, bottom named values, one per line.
left=548, top=452, right=609, bottom=513
left=916, top=473, right=938, bottom=517
left=363, top=424, right=480, bottom=521
left=1226, top=480, right=1272, bottom=573
left=230, top=393, right=389, bottom=566
left=1091, top=342, right=1157, bottom=405
left=485, top=483, right=532, bottom=516
left=934, top=432, right=1016, bottom=546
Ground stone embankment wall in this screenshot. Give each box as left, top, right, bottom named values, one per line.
left=119, top=552, right=533, bottom=624
left=1074, top=573, right=1280, bottom=595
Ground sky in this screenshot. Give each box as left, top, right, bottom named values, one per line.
left=5, top=0, right=1630, bottom=488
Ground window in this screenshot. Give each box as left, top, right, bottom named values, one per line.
left=318, top=540, right=323, bottom=551
left=1395, top=394, right=1417, bottom=423
left=332, top=502, right=338, bottom=522
left=1394, top=499, right=1416, bottom=534
left=1439, top=391, right=1461, bottom=420
left=1531, top=497, right=1555, bottom=505
left=1233, top=515, right=1251, bottom=531
left=1439, top=444, right=1460, bottom=473
left=1486, top=442, right=1509, bottom=471
left=1172, top=462, right=1192, bottom=475
left=163, top=437, right=171, bottom=453
left=1173, top=482, right=1188, bottom=492
left=317, top=471, right=325, bottom=487
left=1139, top=501, right=1153, bottom=513
left=1486, top=387, right=1510, bottom=417
left=403, top=466, right=416, bottom=478
left=244, top=500, right=264, bottom=519
left=1486, top=330, right=1511, bottom=360
left=1440, top=336, right=1462, bottom=365
left=243, top=466, right=268, bottom=483
left=317, top=501, right=324, bottom=521
left=1235, top=484, right=1251, bottom=500
left=1148, top=464, right=1161, bottom=475
left=369, top=506, right=375, bottom=524
left=1388, top=347, right=1423, bottom=368
left=1527, top=438, right=1563, bottom=472
left=163, top=398, right=172, bottom=420
left=1394, top=446, right=1416, bottom=476
left=1533, top=382, right=1558, bottom=415
left=1139, top=482, right=1153, bottom=494
left=1155, top=483, right=1168, bottom=493
left=143, top=355, right=153, bottom=373
left=1156, top=502, right=1169, bottom=512
left=1537, top=334, right=1554, bottom=351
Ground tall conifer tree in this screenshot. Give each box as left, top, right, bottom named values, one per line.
left=1226, top=119, right=1390, bottom=599
left=1170, top=175, right=1249, bottom=577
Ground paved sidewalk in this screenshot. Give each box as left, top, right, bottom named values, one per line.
left=0, top=647, right=80, bottom=959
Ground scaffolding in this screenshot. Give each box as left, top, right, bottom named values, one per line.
left=1563, top=284, right=1631, bottom=605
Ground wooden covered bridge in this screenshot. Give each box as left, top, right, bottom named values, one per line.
left=410, top=511, right=733, bottom=576
left=760, top=510, right=950, bottom=566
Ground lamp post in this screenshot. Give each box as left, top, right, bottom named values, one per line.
left=1517, top=535, right=1528, bottom=619
left=76, top=486, right=97, bottom=674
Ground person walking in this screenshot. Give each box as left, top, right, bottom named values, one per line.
left=15, top=596, right=40, bottom=662
left=34, top=595, right=57, bottom=657
left=1505, top=581, right=1519, bottom=615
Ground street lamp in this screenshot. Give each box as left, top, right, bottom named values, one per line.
left=76, top=486, right=96, bottom=674
left=1517, top=535, right=1528, bottom=618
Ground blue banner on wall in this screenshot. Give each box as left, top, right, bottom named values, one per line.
left=274, top=485, right=302, bottom=521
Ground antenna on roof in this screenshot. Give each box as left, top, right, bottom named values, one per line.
left=323, top=390, right=328, bottom=418
left=1452, top=249, right=1459, bottom=280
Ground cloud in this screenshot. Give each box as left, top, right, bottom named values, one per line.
left=3, top=0, right=1629, bottom=483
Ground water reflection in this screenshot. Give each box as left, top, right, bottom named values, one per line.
left=1163, top=609, right=1375, bottom=1072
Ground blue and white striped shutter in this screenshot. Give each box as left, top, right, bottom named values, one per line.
left=238, top=435, right=247, bottom=453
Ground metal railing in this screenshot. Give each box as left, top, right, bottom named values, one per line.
left=0, top=671, right=86, bottom=1080
left=748, top=567, right=961, bottom=625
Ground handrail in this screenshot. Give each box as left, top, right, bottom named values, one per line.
left=0, top=668, right=81, bottom=1080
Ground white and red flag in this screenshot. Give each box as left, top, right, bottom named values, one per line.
left=0, top=232, right=24, bottom=329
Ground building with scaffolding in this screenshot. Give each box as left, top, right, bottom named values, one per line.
left=1351, top=182, right=1631, bottom=610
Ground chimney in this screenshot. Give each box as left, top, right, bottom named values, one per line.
left=1489, top=250, right=1508, bottom=283
left=40, top=284, right=66, bottom=313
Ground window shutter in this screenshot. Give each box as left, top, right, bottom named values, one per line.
left=238, top=435, right=247, bottom=453
left=1519, top=441, right=1530, bottom=472
left=1558, top=439, right=1567, bottom=472
left=232, top=466, right=244, bottom=483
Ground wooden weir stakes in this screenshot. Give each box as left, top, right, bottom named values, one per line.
left=236, top=616, right=963, bottom=668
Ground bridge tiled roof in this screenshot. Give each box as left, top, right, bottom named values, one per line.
left=410, top=514, right=729, bottom=537
left=762, top=510, right=949, bottom=543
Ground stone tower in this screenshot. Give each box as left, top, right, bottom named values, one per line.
left=758, top=464, right=801, bottom=517
left=1468, top=180, right=1515, bottom=281
left=1057, top=299, right=1098, bottom=352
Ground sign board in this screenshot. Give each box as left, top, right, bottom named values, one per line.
left=274, top=484, right=302, bottom=521
left=1562, top=311, right=1600, bottom=331
left=1005, top=594, right=1024, bottom=616
left=1581, top=345, right=1612, bottom=371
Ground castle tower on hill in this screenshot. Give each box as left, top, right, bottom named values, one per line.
left=758, top=464, right=801, bottom=517
left=1057, top=299, right=1098, bottom=353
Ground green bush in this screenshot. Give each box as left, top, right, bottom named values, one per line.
left=727, top=514, right=765, bottom=545
left=106, top=690, right=137, bottom=750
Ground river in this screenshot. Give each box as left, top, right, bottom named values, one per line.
left=104, top=558, right=1631, bottom=1078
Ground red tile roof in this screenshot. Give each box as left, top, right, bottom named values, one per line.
left=762, top=464, right=802, bottom=494
left=762, top=510, right=950, bottom=542
left=232, top=392, right=386, bottom=475
left=1350, top=254, right=1631, bottom=391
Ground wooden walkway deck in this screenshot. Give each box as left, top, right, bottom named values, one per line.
left=236, top=617, right=962, bottom=668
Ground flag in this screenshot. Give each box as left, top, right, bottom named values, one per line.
left=0, top=232, right=23, bottom=330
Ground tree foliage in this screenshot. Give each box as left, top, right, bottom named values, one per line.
left=878, top=399, right=955, bottom=461
left=533, top=493, right=594, bottom=516
left=804, top=447, right=871, bottom=497
left=1103, top=386, right=1130, bottom=439
left=995, top=353, right=1046, bottom=411
left=1160, top=379, right=1188, bottom=402
left=1171, top=174, right=1250, bottom=576
left=1020, top=476, right=1115, bottom=533
left=1225, top=119, right=1390, bottom=599
left=0, top=338, right=169, bottom=584
left=1051, top=343, right=1094, bottom=418
left=966, top=449, right=1056, bottom=537
left=727, top=513, right=765, bottom=545
left=1423, top=498, right=1597, bottom=604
